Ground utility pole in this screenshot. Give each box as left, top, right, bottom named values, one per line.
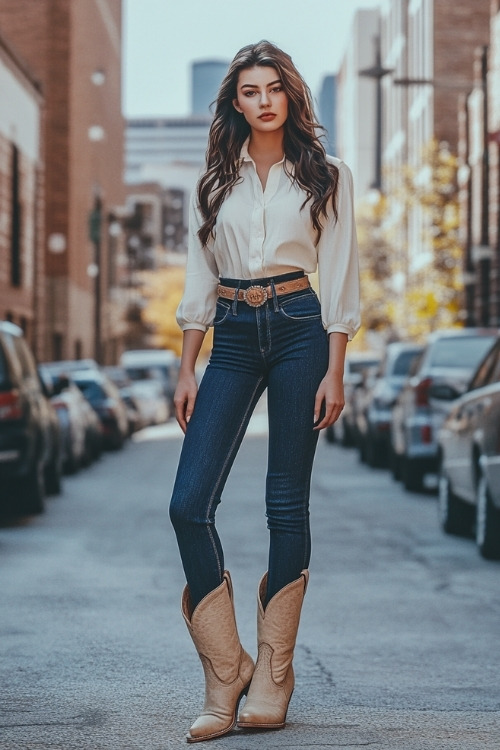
left=359, top=34, right=393, bottom=192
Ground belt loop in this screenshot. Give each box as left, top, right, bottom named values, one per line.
left=232, top=282, right=240, bottom=315
left=270, top=279, right=279, bottom=312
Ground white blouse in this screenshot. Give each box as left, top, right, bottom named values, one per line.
left=176, top=140, right=360, bottom=340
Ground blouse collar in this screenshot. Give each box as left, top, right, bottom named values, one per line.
left=239, top=137, right=293, bottom=174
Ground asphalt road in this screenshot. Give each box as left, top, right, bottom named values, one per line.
left=1, top=414, right=499, bottom=750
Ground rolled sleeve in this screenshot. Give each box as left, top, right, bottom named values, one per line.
left=176, top=190, right=220, bottom=332
left=317, top=161, right=361, bottom=341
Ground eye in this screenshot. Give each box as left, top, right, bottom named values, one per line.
left=270, top=86, right=283, bottom=93
left=243, top=91, right=256, bottom=97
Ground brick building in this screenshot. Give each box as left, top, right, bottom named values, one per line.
left=381, top=0, right=491, bottom=283
left=458, top=0, right=500, bottom=327
left=0, top=30, right=44, bottom=357
left=0, top=0, right=126, bottom=363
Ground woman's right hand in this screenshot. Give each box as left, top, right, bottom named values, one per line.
left=174, top=371, right=199, bottom=433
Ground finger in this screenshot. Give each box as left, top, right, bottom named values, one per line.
left=175, top=399, right=187, bottom=433
left=313, top=391, right=324, bottom=425
left=314, top=402, right=342, bottom=430
left=185, top=393, right=196, bottom=424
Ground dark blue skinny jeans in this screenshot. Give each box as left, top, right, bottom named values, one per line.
left=169, top=272, right=329, bottom=609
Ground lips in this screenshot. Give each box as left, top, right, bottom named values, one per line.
left=258, top=113, right=276, bottom=121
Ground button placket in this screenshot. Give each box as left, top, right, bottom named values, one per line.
left=248, top=168, right=265, bottom=277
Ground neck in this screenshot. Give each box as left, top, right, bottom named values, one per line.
left=248, top=129, right=284, bottom=161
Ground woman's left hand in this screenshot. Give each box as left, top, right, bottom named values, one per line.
left=313, top=371, right=345, bottom=430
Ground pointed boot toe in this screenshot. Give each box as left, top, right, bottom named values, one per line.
left=182, top=572, right=254, bottom=743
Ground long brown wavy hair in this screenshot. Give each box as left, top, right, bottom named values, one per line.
left=197, top=40, right=339, bottom=247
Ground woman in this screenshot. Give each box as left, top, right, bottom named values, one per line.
left=170, top=40, right=360, bottom=743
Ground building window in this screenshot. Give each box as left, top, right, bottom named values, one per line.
left=52, top=333, right=63, bottom=361
left=74, top=339, right=82, bottom=359
left=10, top=144, right=22, bottom=287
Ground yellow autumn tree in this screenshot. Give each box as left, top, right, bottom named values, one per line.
left=140, top=264, right=213, bottom=360
left=403, top=139, right=463, bottom=339
left=356, top=139, right=464, bottom=343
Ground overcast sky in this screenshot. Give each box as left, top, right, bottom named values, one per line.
left=123, top=0, right=382, bottom=117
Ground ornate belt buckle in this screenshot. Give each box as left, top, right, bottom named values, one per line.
left=243, top=285, right=267, bottom=307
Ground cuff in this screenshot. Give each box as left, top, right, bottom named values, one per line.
left=326, top=323, right=357, bottom=340
left=181, top=323, right=209, bottom=333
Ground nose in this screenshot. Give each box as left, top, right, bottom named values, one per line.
left=259, top=90, right=271, bottom=108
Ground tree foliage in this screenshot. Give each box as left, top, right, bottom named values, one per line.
left=140, top=265, right=213, bottom=359
left=357, top=139, right=463, bottom=342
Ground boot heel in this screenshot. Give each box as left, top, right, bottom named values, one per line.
left=182, top=571, right=255, bottom=743
left=237, top=571, right=308, bottom=730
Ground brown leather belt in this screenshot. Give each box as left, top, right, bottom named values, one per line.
left=217, top=276, right=310, bottom=308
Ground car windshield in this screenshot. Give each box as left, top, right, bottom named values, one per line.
left=429, top=336, right=495, bottom=368
left=392, top=349, right=422, bottom=376
left=74, top=379, right=105, bottom=401
left=349, top=359, right=379, bottom=374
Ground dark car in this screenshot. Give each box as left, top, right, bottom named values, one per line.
left=0, top=322, right=62, bottom=514
left=71, top=370, right=129, bottom=449
left=390, top=328, right=498, bottom=492
left=438, top=336, right=500, bottom=559
left=356, top=342, right=424, bottom=468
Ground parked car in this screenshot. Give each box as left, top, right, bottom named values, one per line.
left=70, top=369, right=129, bottom=449
left=0, top=322, right=62, bottom=514
left=103, top=366, right=143, bottom=434
left=390, top=328, right=498, bottom=492
left=438, top=336, right=500, bottom=559
left=39, top=367, right=86, bottom=472
left=42, top=358, right=99, bottom=374
left=355, top=342, right=424, bottom=467
left=325, top=351, right=381, bottom=445
left=39, top=367, right=102, bottom=471
left=120, top=349, right=178, bottom=412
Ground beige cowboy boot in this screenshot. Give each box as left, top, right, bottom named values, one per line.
left=182, top=571, right=254, bottom=743
left=238, top=570, right=309, bottom=729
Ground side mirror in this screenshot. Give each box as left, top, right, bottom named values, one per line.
left=429, top=383, right=461, bottom=401
left=52, top=374, right=71, bottom=395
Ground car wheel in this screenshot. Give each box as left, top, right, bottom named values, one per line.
left=325, top=425, right=335, bottom=444
left=402, top=456, right=424, bottom=492
left=18, top=458, right=45, bottom=515
left=44, top=451, right=62, bottom=495
left=341, top=422, right=353, bottom=447
left=438, top=467, right=473, bottom=535
left=476, top=472, right=500, bottom=560
left=358, top=435, right=367, bottom=463
left=112, top=428, right=125, bottom=450
left=389, top=446, right=402, bottom=481
left=366, top=435, right=385, bottom=468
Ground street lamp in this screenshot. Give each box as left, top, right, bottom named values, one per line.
left=88, top=67, right=106, bottom=363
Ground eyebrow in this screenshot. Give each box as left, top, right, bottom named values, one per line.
left=240, top=79, right=282, bottom=90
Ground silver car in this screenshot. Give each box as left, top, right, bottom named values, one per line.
left=325, top=351, right=380, bottom=446
left=438, top=336, right=500, bottom=559
left=391, top=329, right=498, bottom=492
left=356, top=342, right=424, bottom=468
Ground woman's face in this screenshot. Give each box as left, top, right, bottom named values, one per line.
left=233, top=66, right=288, bottom=134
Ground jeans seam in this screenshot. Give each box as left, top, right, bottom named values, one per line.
left=205, top=375, right=264, bottom=579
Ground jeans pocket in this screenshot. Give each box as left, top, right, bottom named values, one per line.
left=213, top=299, right=232, bottom=326
left=279, top=290, right=322, bottom=321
